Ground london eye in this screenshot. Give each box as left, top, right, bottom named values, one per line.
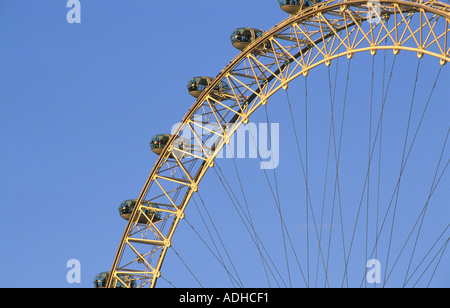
left=96, top=0, right=450, bottom=288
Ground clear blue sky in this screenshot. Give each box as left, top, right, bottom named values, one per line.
left=0, top=0, right=448, bottom=288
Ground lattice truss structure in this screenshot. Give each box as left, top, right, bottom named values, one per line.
left=106, top=0, right=450, bottom=288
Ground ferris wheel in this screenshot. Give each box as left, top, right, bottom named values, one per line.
left=94, top=0, right=450, bottom=288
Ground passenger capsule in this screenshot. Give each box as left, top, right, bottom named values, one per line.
left=230, top=27, right=270, bottom=51
left=278, top=0, right=303, bottom=14
left=150, top=134, right=186, bottom=158
left=149, top=134, right=171, bottom=155
left=187, top=76, right=231, bottom=100
left=118, top=199, right=161, bottom=224
left=93, top=272, right=136, bottom=288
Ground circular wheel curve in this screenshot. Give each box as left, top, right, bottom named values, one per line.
left=104, top=0, right=450, bottom=288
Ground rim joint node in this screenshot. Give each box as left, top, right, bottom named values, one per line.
left=224, top=133, right=231, bottom=144
left=393, top=43, right=400, bottom=55
left=153, top=270, right=161, bottom=278
left=370, top=44, right=377, bottom=56
left=163, top=239, right=172, bottom=248
left=417, top=47, right=424, bottom=59
left=177, top=210, right=185, bottom=219
left=347, top=47, right=354, bottom=59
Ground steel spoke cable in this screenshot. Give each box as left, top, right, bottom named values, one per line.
left=223, top=139, right=267, bottom=286
left=263, top=104, right=292, bottom=287
left=324, top=57, right=352, bottom=288
left=315, top=54, right=341, bottom=286
left=211, top=161, right=273, bottom=285
left=223, top=130, right=302, bottom=287
left=402, top=126, right=450, bottom=286
left=359, top=151, right=450, bottom=286
left=191, top=196, right=238, bottom=287
left=212, top=160, right=287, bottom=287
left=383, top=58, right=422, bottom=286
left=183, top=216, right=245, bottom=287
left=305, top=76, right=310, bottom=286
left=192, top=193, right=243, bottom=287
left=181, top=192, right=242, bottom=284
left=372, top=19, right=390, bottom=282
left=285, top=86, right=331, bottom=288
left=403, top=224, right=449, bottom=286
left=264, top=104, right=282, bottom=206
left=170, top=245, right=204, bottom=288
left=382, top=63, right=443, bottom=286
left=426, top=237, right=449, bottom=287
left=212, top=162, right=276, bottom=286
left=341, top=54, right=397, bottom=287
left=360, top=63, right=444, bottom=287
left=316, top=112, right=333, bottom=287
left=241, top=108, right=308, bottom=287
left=321, top=57, right=350, bottom=287
left=374, top=40, right=388, bottom=287
left=159, top=274, right=176, bottom=288
left=385, top=154, right=450, bottom=286
left=413, top=235, right=449, bottom=287
left=403, top=158, right=450, bottom=286
left=364, top=53, right=376, bottom=288
left=317, top=54, right=341, bottom=285
left=386, top=133, right=450, bottom=285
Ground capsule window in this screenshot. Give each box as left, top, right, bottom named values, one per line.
left=278, top=0, right=302, bottom=5
left=304, top=0, right=321, bottom=7
left=93, top=272, right=136, bottom=288
left=188, top=76, right=231, bottom=100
